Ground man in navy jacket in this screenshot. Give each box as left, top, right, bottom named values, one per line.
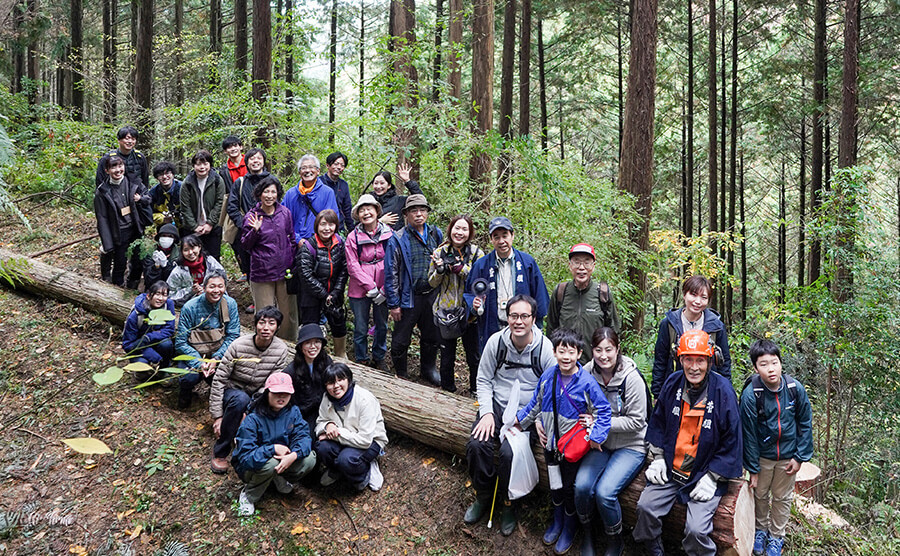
left=464, top=217, right=550, bottom=351
left=634, top=329, right=742, bottom=556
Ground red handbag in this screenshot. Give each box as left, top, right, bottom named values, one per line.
left=557, top=424, right=590, bottom=463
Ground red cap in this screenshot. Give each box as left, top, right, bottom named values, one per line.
left=569, top=243, right=596, bottom=259
left=265, top=372, right=295, bottom=394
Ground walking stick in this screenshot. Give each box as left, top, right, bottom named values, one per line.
left=486, top=476, right=500, bottom=529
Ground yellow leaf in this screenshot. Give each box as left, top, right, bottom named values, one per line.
left=155, top=428, right=168, bottom=435
left=69, top=545, right=88, bottom=555
left=196, top=423, right=205, bottom=431
left=290, top=523, right=309, bottom=535
left=129, top=524, right=142, bottom=540
left=421, top=457, right=435, bottom=467
left=390, top=516, right=400, bottom=527
left=63, top=437, right=112, bottom=454
left=465, top=480, right=472, bottom=488
left=83, top=463, right=97, bottom=470
left=101, top=353, right=111, bottom=360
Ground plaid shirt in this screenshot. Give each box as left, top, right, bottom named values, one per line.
left=407, top=224, right=437, bottom=294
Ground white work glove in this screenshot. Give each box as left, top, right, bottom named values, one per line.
left=373, top=290, right=386, bottom=305
left=690, top=473, right=718, bottom=502
left=366, top=288, right=378, bottom=299
left=152, top=250, right=168, bottom=268
left=645, top=457, right=668, bottom=485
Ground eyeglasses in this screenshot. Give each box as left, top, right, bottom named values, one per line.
left=569, top=260, right=595, bottom=269
left=300, top=165, right=318, bottom=171
left=507, top=313, right=533, bottom=322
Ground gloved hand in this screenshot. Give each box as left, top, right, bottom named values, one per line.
left=366, top=288, right=379, bottom=299
left=373, top=289, right=387, bottom=305
left=690, top=473, right=718, bottom=502
left=152, top=250, right=168, bottom=268
left=645, top=457, right=668, bottom=485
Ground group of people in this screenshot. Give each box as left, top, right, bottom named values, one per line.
left=104, top=126, right=814, bottom=555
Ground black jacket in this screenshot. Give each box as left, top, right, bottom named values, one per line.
left=373, top=179, right=423, bottom=231
left=226, top=171, right=276, bottom=229
left=94, top=176, right=151, bottom=251
left=284, top=354, right=333, bottom=431
left=96, top=149, right=150, bottom=190
left=295, top=235, right=348, bottom=307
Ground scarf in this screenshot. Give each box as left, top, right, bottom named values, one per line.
left=185, top=255, right=205, bottom=285
left=327, top=383, right=355, bottom=409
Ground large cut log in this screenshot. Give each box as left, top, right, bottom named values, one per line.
left=0, top=247, right=753, bottom=554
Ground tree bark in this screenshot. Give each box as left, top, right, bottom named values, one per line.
left=0, top=247, right=755, bottom=556
left=26, top=0, right=39, bottom=106
left=497, top=0, right=516, bottom=184
left=133, top=0, right=153, bottom=113
left=235, top=0, right=248, bottom=76
left=389, top=0, right=419, bottom=167
left=357, top=0, right=363, bottom=136
left=518, top=0, right=531, bottom=136
left=329, top=0, right=338, bottom=145
left=778, top=158, right=786, bottom=304
left=286, top=0, right=294, bottom=101
left=174, top=0, right=183, bottom=108
left=739, top=151, right=747, bottom=320
left=468, top=0, right=494, bottom=199
left=834, top=0, right=858, bottom=303
left=12, top=2, right=25, bottom=94
left=209, top=0, right=221, bottom=85
left=447, top=0, right=462, bottom=100
left=708, top=0, right=718, bottom=244
left=798, top=92, right=806, bottom=288
left=726, top=0, right=737, bottom=322
left=70, top=0, right=83, bottom=120
left=617, top=0, right=658, bottom=332
left=809, top=0, right=826, bottom=284
left=431, top=0, right=443, bottom=103
left=537, top=18, right=548, bottom=151
left=252, top=0, right=272, bottom=102
left=686, top=0, right=694, bottom=236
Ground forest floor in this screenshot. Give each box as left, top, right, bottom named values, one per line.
left=0, top=199, right=861, bottom=555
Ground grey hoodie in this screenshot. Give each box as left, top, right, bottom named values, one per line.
left=584, top=355, right=649, bottom=453
left=475, top=325, right=556, bottom=418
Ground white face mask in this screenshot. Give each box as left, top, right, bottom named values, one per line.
left=158, top=237, right=175, bottom=250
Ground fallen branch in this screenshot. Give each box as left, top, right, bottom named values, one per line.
left=28, top=233, right=100, bottom=258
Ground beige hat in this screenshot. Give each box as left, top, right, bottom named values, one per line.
left=351, top=194, right=383, bottom=220
left=403, top=194, right=431, bottom=213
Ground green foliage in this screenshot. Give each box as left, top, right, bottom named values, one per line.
left=145, top=442, right=178, bottom=477
left=0, top=257, right=31, bottom=287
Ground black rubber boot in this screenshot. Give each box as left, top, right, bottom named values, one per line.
left=419, top=343, right=441, bottom=386
left=392, top=353, right=408, bottom=378
left=580, top=517, right=595, bottom=556
left=603, top=533, right=624, bottom=556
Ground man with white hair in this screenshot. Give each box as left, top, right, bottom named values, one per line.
left=282, top=154, right=339, bottom=241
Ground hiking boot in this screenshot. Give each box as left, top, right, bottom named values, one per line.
left=499, top=500, right=517, bottom=536
left=125, top=279, right=140, bottom=290
left=753, top=530, right=769, bottom=556
left=463, top=492, right=490, bottom=524
left=543, top=505, right=565, bottom=545
left=210, top=457, right=229, bottom=474
left=372, top=359, right=389, bottom=373
left=237, top=489, right=255, bottom=516
left=392, top=354, right=408, bottom=378
left=554, top=512, right=578, bottom=555
left=765, top=536, right=784, bottom=556
left=273, top=475, right=293, bottom=494
left=177, top=388, right=192, bottom=410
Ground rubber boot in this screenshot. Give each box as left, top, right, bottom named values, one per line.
left=332, top=336, right=347, bottom=359
left=438, top=343, right=458, bottom=392
left=580, top=517, right=595, bottom=556
left=554, top=512, right=579, bottom=555
left=420, top=343, right=441, bottom=386
left=645, top=537, right=665, bottom=556
left=499, top=499, right=517, bottom=536
left=463, top=491, right=491, bottom=524
left=543, top=504, right=566, bottom=545
left=603, top=531, right=624, bottom=556
left=392, top=353, right=408, bottom=378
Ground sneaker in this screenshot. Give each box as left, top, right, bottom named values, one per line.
left=237, top=489, right=255, bottom=516
left=320, top=468, right=338, bottom=487
left=368, top=459, right=384, bottom=491
left=244, top=304, right=256, bottom=314
left=210, top=457, right=229, bottom=474
left=273, top=475, right=294, bottom=494
left=753, top=530, right=769, bottom=556
left=765, top=536, right=784, bottom=556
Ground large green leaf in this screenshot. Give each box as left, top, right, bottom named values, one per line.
left=123, top=362, right=153, bottom=372
left=62, top=437, right=113, bottom=454
left=146, top=309, right=176, bottom=325
left=92, top=366, right=124, bottom=385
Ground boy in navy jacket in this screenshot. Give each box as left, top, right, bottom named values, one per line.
left=741, top=339, right=813, bottom=556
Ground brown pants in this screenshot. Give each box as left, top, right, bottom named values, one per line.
left=249, top=280, right=298, bottom=342
left=753, top=457, right=796, bottom=538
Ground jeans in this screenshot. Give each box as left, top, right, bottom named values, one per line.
left=315, top=439, right=381, bottom=487
left=573, top=447, right=646, bottom=529
left=348, top=296, right=388, bottom=362
left=178, top=362, right=213, bottom=392
left=134, top=338, right=175, bottom=366
left=213, top=388, right=252, bottom=458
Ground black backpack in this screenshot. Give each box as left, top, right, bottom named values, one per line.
left=555, top=280, right=617, bottom=330
left=614, top=370, right=654, bottom=422
left=742, top=373, right=798, bottom=424
left=495, top=339, right=545, bottom=378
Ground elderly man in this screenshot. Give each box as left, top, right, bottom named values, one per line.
left=282, top=154, right=339, bottom=241
left=633, top=330, right=742, bottom=556
left=384, top=194, right=443, bottom=384
left=209, top=305, right=291, bottom=474
left=546, top=243, right=620, bottom=361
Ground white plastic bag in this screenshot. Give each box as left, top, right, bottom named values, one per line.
left=506, top=427, right=539, bottom=499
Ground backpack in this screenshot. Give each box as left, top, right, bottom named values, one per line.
left=742, top=373, right=798, bottom=425
left=495, top=338, right=545, bottom=378
left=615, top=370, right=654, bottom=422
left=555, top=281, right=616, bottom=329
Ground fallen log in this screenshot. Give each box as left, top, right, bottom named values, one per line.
left=0, top=247, right=753, bottom=554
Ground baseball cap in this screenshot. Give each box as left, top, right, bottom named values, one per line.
left=569, top=243, right=596, bottom=260
left=264, top=372, right=295, bottom=394
left=488, top=216, right=514, bottom=234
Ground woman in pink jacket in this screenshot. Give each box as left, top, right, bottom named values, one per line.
left=345, top=195, right=393, bottom=371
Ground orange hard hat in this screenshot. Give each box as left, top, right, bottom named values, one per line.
left=677, top=329, right=714, bottom=357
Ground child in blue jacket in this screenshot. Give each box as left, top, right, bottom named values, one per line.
left=232, top=372, right=318, bottom=516
left=741, top=340, right=813, bottom=556
left=517, top=328, right=611, bottom=555
left=122, top=280, right=176, bottom=381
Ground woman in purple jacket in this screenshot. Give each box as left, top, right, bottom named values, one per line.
left=242, top=175, right=298, bottom=341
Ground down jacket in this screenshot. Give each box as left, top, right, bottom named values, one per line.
left=296, top=234, right=348, bottom=307
left=209, top=333, right=291, bottom=419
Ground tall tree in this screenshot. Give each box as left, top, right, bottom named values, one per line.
left=447, top=0, right=462, bottom=100
left=235, top=0, right=248, bottom=75
left=209, top=0, right=222, bottom=84
left=329, top=0, right=338, bottom=144
left=618, top=0, right=658, bottom=330
left=174, top=0, right=183, bottom=107
left=708, top=0, right=718, bottom=264
left=431, top=0, right=443, bottom=102
left=134, top=0, right=153, bottom=117
left=725, top=0, right=738, bottom=321
left=389, top=0, right=419, bottom=165
left=468, top=0, right=494, bottom=196
left=778, top=158, right=787, bottom=303
left=103, top=0, right=118, bottom=121
left=497, top=0, right=516, bottom=182
left=809, top=0, right=826, bottom=283
left=26, top=0, right=39, bottom=106
left=357, top=0, right=364, bottom=137
left=537, top=18, right=548, bottom=151
left=70, top=0, right=83, bottom=120
left=12, top=2, right=24, bottom=94
left=518, top=0, right=531, bottom=136
left=835, top=0, right=859, bottom=302
left=686, top=0, right=695, bottom=236
left=286, top=0, right=294, bottom=100
left=252, top=0, right=272, bottom=102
